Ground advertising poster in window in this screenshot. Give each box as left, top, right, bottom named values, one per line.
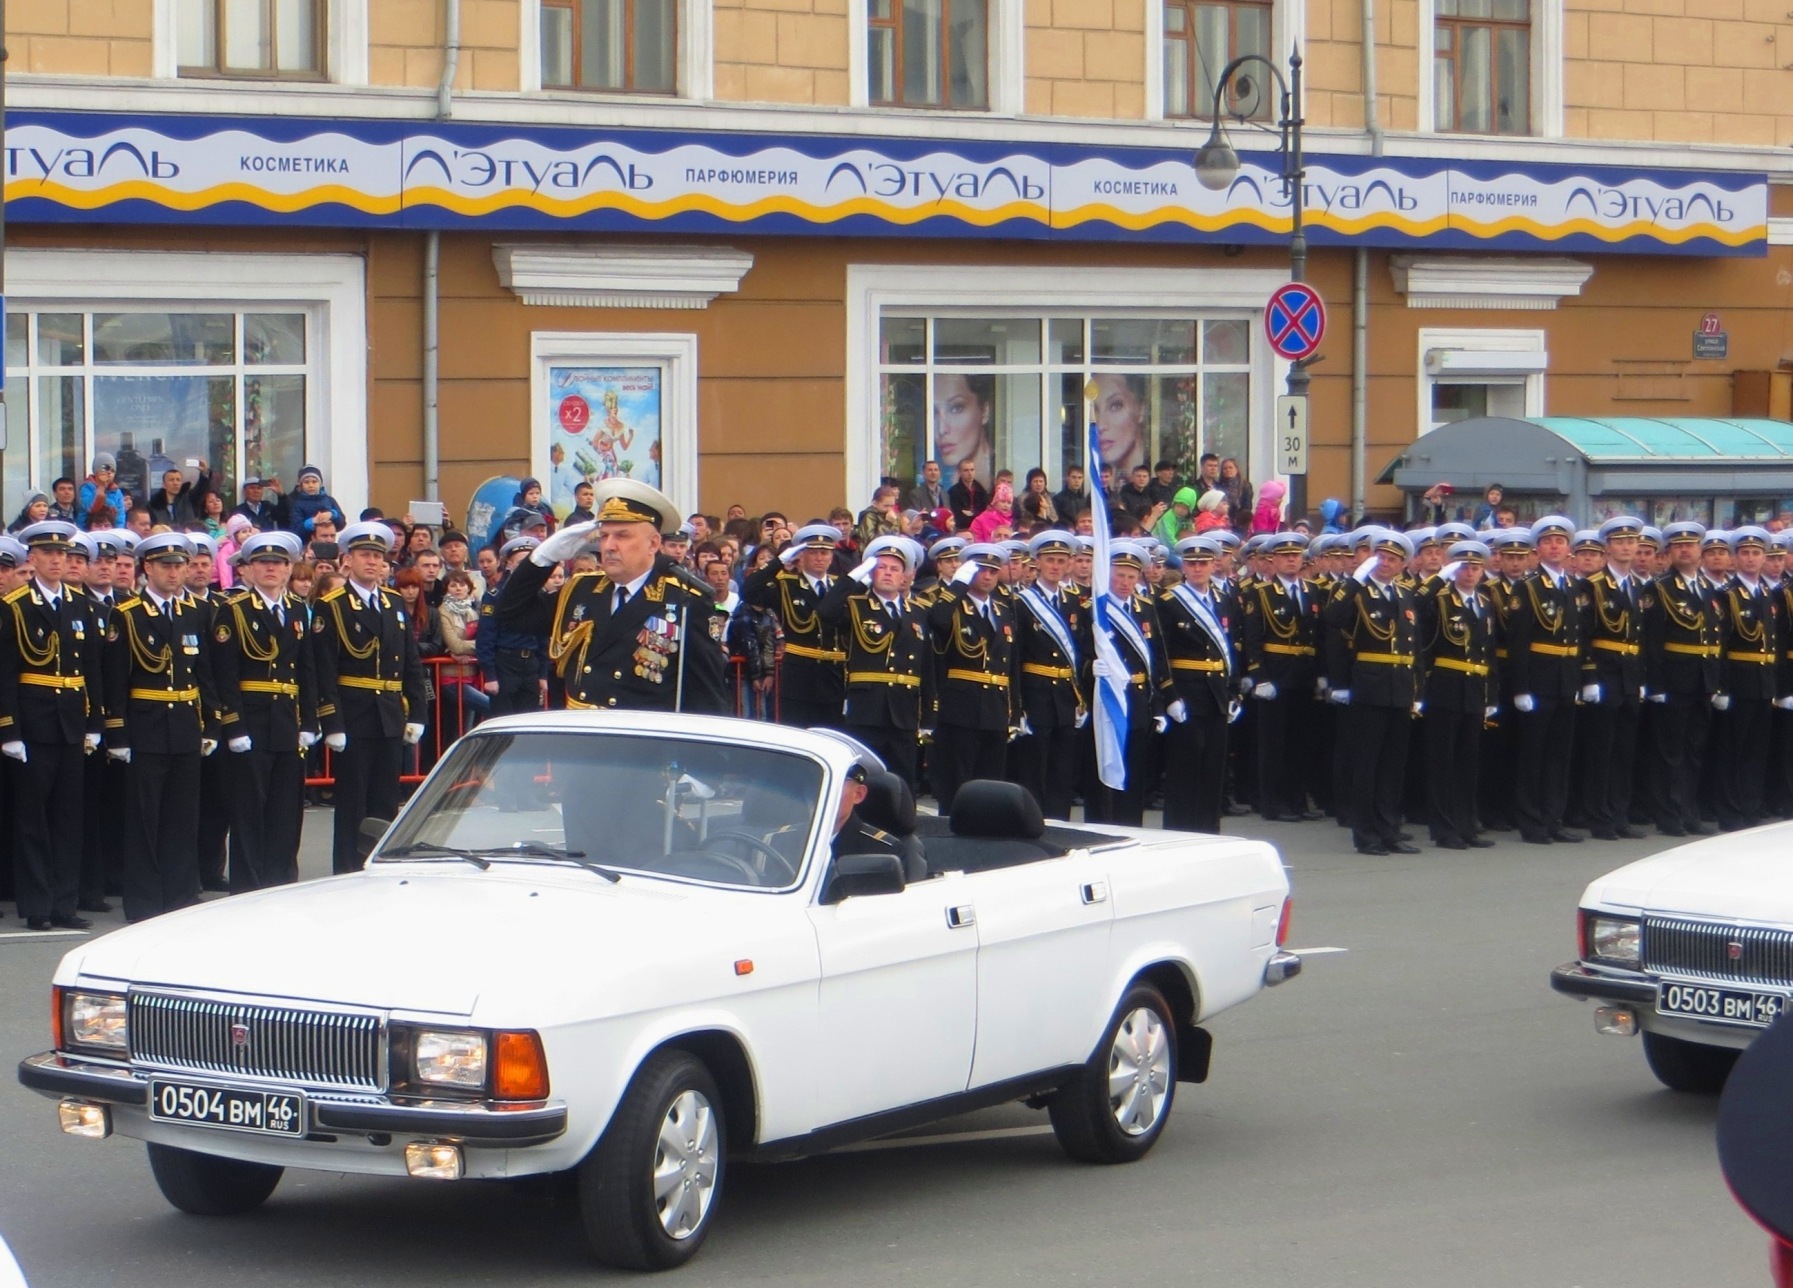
left=545, top=365, right=662, bottom=519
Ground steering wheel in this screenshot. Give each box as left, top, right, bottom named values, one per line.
left=660, top=847, right=764, bottom=884
left=705, top=829, right=801, bottom=882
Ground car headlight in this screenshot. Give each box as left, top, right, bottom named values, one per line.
left=1586, top=914, right=1642, bottom=968
left=413, top=1029, right=487, bottom=1090
left=63, top=991, right=129, bottom=1056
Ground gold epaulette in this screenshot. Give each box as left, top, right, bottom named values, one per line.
left=2, top=585, right=28, bottom=604
left=116, top=596, right=142, bottom=612
left=319, top=586, right=345, bottom=602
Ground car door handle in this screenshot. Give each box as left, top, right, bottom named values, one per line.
left=946, top=905, right=976, bottom=929
left=1080, top=882, right=1108, bottom=905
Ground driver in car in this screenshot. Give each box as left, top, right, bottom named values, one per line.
left=831, top=762, right=904, bottom=862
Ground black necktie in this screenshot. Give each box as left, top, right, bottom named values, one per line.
left=613, top=586, right=629, bottom=615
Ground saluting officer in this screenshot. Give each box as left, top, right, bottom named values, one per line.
left=1325, top=529, right=1422, bottom=856
left=1715, top=526, right=1782, bottom=831
left=0, top=520, right=101, bottom=930
left=1242, top=531, right=1325, bottom=822
left=1579, top=515, right=1649, bottom=840
left=1417, top=540, right=1499, bottom=851
left=1643, top=521, right=1723, bottom=836
left=0, top=535, right=28, bottom=909
left=912, top=536, right=966, bottom=608
left=313, top=522, right=431, bottom=875
left=927, top=541, right=1018, bottom=812
left=743, top=522, right=846, bottom=727
left=211, top=531, right=317, bottom=890
left=1010, top=529, right=1090, bottom=820
left=496, top=478, right=729, bottom=716
left=1507, top=515, right=1587, bottom=845
left=1158, top=534, right=1236, bottom=833
left=104, top=533, right=218, bottom=922
left=818, top=535, right=934, bottom=791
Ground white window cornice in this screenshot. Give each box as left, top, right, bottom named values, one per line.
left=1390, top=256, right=1593, bottom=310
left=492, top=244, right=755, bottom=309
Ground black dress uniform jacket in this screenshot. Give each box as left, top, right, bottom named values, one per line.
left=1013, top=583, right=1089, bottom=729
left=1646, top=569, right=1724, bottom=697
left=211, top=589, right=318, bottom=749
left=1324, top=577, right=1421, bottom=707
left=927, top=584, right=1019, bottom=731
left=1241, top=577, right=1323, bottom=689
left=1583, top=569, right=1648, bottom=701
left=311, top=581, right=432, bottom=738
left=499, top=555, right=728, bottom=715
left=1505, top=569, right=1586, bottom=699
left=742, top=563, right=845, bottom=722
left=1720, top=577, right=1781, bottom=702
left=0, top=580, right=101, bottom=744
left=103, top=592, right=217, bottom=754
left=1157, top=583, right=1236, bottom=718
left=817, top=579, right=933, bottom=731
left=1418, top=581, right=1498, bottom=714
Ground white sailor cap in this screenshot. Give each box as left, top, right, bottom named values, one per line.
left=1661, top=521, right=1705, bottom=546
left=1266, top=531, right=1310, bottom=555
left=864, top=534, right=919, bottom=574
left=1110, top=540, right=1150, bottom=570
left=1730, top=525, right=1772, bottom=552
left=1448, top=540, right=1492, bottom=564
left=68, top=532, right=100, bottom=561
left=1487, top=528, right=1534, bottom=551
left=1640, top=526, right=1665, bottom=550
left=928, top=536, right=968, bottom=561
left=0, top=535, right=27, bottom=568
left=238, top=531, right=304, bottom=563
left=499, top=535, right=542, bottom=561
left=137, top=532, right=194, bottom=564
left=339, top=521, right=397, bottom=555
left=959, top=542, right=1006, bottom=570
left=1408, top=526, right=1439, bottom=549
left=789, top=522, right=840, bottom=552
left=1702, top=528, right=1732, bottom=550
left=18, top=519, right=78, bottom=552
left=1598, top=515, right=1645, bottom=541
left=1028, top=530, right=1077, bottom=559
left=1374, top=530, right=1415, bottom=560
left=1572, top=529, right=1603, bottom=553
left=1530, top=515, right=1576, bottom=543
left=1175, top=534, right=1222, bottom=560
left=1435, top=521, right=1477, bottom=544
left=185, top=531, right=219, bottom=559
left=105, top=529, right=141, bottom=556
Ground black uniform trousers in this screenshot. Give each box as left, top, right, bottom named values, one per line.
left=1479, top=713, right=1519, bottom=830
left=1717, top=699, right=1774, bottom=830
left=1162, top=712, right=1227, bottom=833
left=80, top=754, right=125, bottom=906
left=1347, top=704, right=1412, bottom=850
left=1514, top=697, right=1577, bottom=840
left=1011, top=723, right=1079, bottom=821
left=1651, top=694, right=1711, bottom=832
left=10, top=743, right=83, bottom=921
left=1254, top=689, right=1314, bottom=819
left=491, top=649, right=543, bottom=717
left=779, top=695, right=839, bottom=729
left=1580, top=697, right=1641, bottom=835
left=331, top=735, right=405, bottom=874
left=1088, top=723, right=1157, bottom=828
left=930, top=725, right=1006, bottom=813
left=1424, top=708, right=1482, bottom=846
left=229, top=745, right=305, bottom=891
left=197, top=750, right=231, bottom=889
left=123, top=751, right=201, bottom=923
left=852, top=723, right=919, bottom=795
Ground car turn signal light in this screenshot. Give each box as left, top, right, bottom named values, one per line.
left=50, top=987, right=64, bottom=1050
left=492, top=1030, right=550, bottom=1101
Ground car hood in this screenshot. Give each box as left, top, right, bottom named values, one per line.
left=59, top=865, right=725, bottom=1019
left=1584, top=821, right=1793, bottom=925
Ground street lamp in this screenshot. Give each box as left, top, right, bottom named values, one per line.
left=1193, top=51, right=1311, bottom=526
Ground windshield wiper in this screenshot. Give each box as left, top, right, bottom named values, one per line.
left=378, top=843, right=492, bottom=870
left=491, top=842, right=623, bottom=884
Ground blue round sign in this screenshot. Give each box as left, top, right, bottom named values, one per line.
left=464, top=475, right=523, bottom=550
left=1265, top=282, right=1327, bottom=362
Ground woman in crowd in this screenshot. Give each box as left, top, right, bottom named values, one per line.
left=200, top=491, right=228, bottom=541
left=1019, top=467, right=1059, bottom=528
left=1219, top=457, right=1252, bottom=533
left=435, top=567, right=490, bottom=735
left=8, top=490, right=50, bottom=533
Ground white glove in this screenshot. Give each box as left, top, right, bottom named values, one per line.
left=299, top=731, right=319, bottom=749
left=1240, top=677, right=1255, bottom=696
left=201, top=738, right=218, bottom=757
left=1153, top=715, right=1169, bottom=734
left=1253, top=682, right=1278, bottom=701
left=82, top=732, right=101, bottom=754
left=1315, top=677, right=1329, bottom=697
left=1484, top=705, right=1499, bottom=720
left=1, top=740, right=26, bottom=763
left=1638, top=687, right=1648, bottom=702
left=228, top=735, right=253, bottom=753
left=1227, top=700, right=1243, bottom=724
left=403, top=722, right=426, bottom=745
left=1016, top=715, right=1033, bottom=738
left=1330, top=689, right=1351, bottom=705
left=950, top=559, right=980, bottom=586
left=1412, top=701, right=1425, bottom=717
left=1167, top=699, right=1188, bottom=724
left=778, top=545, right=802, bottom=568
left=1580, top=683, right=1602, bottom=704
left=529, top=519, right=598, bottom=566
left=1439, top=561, right=1463, bottom=583
left=325, top=732, right=347, bottom=751
left=1776, top=697, right=1793, bottom=712
left=1074, top=710, right=1089, bottom=729
left=919, top=727, right=935, bottom=741
left=849, top=558, right=877, bottom=586
left=1712, top=693, right=1731, bottom=712
left=1091, top=659, right=1113, bottom=679
left=1354, top=556, right=1378, bottom=584
left=1514, top=693, right=1536, bottom=713
left=1646, top=692, right=1668, bottom=705
left=107, top=747, right=130, bottom=764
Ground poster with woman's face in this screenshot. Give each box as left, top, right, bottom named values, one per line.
left=932, top=373, right=994, bottom=487
left=1092, top=374, right=1148, bottom=476
left=546, top=366, right=662, bottom=519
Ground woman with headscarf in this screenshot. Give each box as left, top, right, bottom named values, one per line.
left=1251, top=479, right=1286, bottom=535
left=8, top=490, right=50, bottom=533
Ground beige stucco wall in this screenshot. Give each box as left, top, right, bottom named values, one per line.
left=715, top=0, right=850, bottom=105
left=1025, top=0, right=1147, bottom=119
left=370, top=0, right=521, bottom=91
left=10, top=0, right=154, bottom=77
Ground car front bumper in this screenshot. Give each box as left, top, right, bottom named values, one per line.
left=17, top=1052, right=569, bottom=1148
left=1548, top=962, right=1655, bottom=1006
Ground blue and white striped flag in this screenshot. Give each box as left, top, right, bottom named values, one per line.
left=1087, top=423, right=1130, bottom=791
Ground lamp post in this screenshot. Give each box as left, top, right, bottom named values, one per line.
left=1194, top=50, right=1309, bottom=527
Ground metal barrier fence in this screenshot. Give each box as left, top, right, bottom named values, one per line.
left=302, top=652, right=780, bottom=789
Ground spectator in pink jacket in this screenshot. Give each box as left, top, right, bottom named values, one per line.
left=969, top=480, right=1017, bottom=542
left=1251, top=479, right=1286, bottom=535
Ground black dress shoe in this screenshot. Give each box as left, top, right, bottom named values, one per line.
left=76, top=901, right=112, bottom=913
left=1485, top=821, right=1515, bottom=833
left=1690, top=822, right=1717, bottom=835
left=200, top=880, right=230, bottom=894
left=1224, top=803, right=1252, bottom=817
left=1522, top=833, right=1553, bottom=845
left=1549, top=829, right=1584, bottom=843
left=1467, top=837, right=1497, bottom=848
left=1657, top=824, right=1688, bottom=838
left=1613, top=827, right=1646, bottom=840
left=1589, top=829, right=1617, bottom=841
left=1298, top=810, right=1326, bottom=822
left=1435, top=837, right=1469, bottom=850
left=1355, top=843, right=1391, bottom=856
left=50, top=915, right=93, bottom=931
left=1389, top=842, right=1423, bottom=855
left=1395, top=831, right=1415, bottom=842
left=24, top=917, right=52, bottom=931
left=1268, top=812, right=1306, bottom=823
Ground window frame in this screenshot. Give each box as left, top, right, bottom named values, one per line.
left=865, top=0, right=991, bottom=111
left=1419, top=0, right=1562, bottom=138
left=1433, top=0, right=1531, bottom=136
left=1160, top=0, right=1276, bottom=121
left=1415, top=328, right=1547, bottom=437
left=175, top=0, right=330, bottom=82
left=539, top=0, right=680, bottom=97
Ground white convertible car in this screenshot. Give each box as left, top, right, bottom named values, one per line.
left=1551, top=821, right=1793, bottom=1094
left=18, top=713, right=1298, bottom=1271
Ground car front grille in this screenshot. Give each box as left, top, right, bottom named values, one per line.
left=128, top=992, right=385, bottom=1092
left=1644, top=917, right=1793, bottom=988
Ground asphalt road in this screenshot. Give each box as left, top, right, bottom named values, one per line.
left=0, top=812, right=1766, bottom=1287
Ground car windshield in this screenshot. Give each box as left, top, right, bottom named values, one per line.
left=375, top=730, right=825, bottom=890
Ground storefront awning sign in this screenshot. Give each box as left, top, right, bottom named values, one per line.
left=3, top=112, right=1767, bottom=257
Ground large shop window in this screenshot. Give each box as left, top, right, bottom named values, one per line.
left=876, top=315, right=1252, bottom=492
left=177, top=0, right=325, bottom=78
left=1434, top=0, right=1530, bottom=135
left=868, top=0, right=988, bottom=109
left=540, top=0, right=677, bottom=94
left=2, top=311, right=312, bottom=518
left=1162, top=0, right=1273, bottom=119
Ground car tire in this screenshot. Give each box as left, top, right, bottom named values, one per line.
left=145, top=1143, right=283, bottom=1216
left=1642, top=1031, right=1740, bottom=1094
left=578, top=1050, right=726, bottom=1271
left=1049, top=983, right=1178, bottom=1165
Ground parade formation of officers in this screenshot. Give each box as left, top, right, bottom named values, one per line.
left=0, top=517, right=429, bottom=930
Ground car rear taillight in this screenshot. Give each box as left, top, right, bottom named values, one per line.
left=1276, top=900, right=1293, bottom=947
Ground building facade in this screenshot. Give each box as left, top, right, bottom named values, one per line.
left=4, top=0, right=1792, bottom=528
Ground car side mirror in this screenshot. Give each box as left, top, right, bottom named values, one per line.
left=357, top=817, right=392, bottom=862
left=822, top=853, right=906, bottom=904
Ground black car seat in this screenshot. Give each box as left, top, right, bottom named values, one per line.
left=855, top=770, right=929, bottom=883
left=931, top=779, right=1061, bottom=872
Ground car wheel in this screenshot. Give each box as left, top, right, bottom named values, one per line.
left=1643, top=1031, right=1740, bottom=1094
left=1049, top=984, right=1177, bottom=1164
left=578, top=1050, right=726, bottom=1271
left=146, top=1143, right=283, bottom=1215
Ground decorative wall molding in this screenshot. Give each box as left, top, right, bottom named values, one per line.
left=1390, top=256, right=1594, bottom=310
left=492, top=244, right=754, bottom=309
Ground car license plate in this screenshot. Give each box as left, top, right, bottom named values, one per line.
left=148, top=1079, right=305, bottom=1137
left=1657, top=980, right=1787, bottom=1029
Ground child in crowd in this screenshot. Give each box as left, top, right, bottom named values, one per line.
left=286, top=465, right=346, bottom=538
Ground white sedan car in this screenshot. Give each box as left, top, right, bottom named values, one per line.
left=18, top=713, right=1298, bottom=1271
left=1551, top=821, right=1793, bottom=1094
